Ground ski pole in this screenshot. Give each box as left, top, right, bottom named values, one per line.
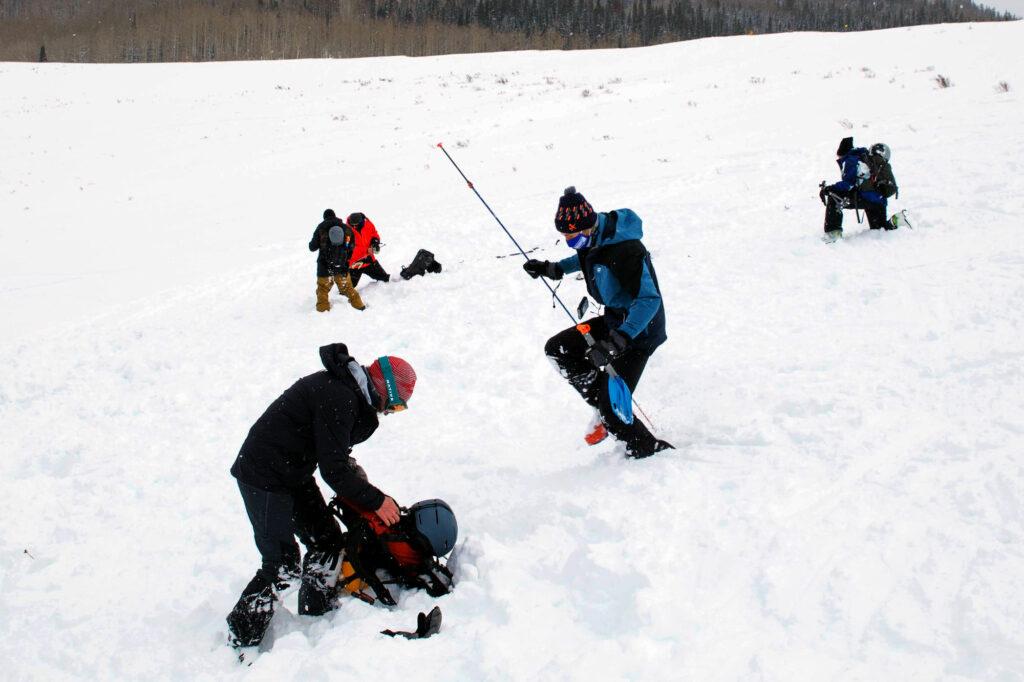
left=435, top=142, right=655, bottom=430
left=435, top=143, right=576, bottom=322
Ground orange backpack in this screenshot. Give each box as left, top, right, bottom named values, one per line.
left=329, top=498, right=454, bottom=606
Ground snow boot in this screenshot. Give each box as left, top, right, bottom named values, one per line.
left=626, top=438, right=675, bottom=459
left=298, top=549, right=342, bottom=616
left=822, top=230, right=842, bottom=244
left=888, top=209, right=912, bottom=230
left=227, top=575, right=276, bottom=648
left=275, top=561, right=301, bottom=593
left=584, top=421, right=608, bottom=446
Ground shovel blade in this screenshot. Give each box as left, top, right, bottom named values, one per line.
left=607, top=374, right=634, bottom=425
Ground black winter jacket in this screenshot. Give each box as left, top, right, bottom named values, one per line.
left=230, top=343, right=385, bottom=511
left=309, top=218, right=353, bottom=277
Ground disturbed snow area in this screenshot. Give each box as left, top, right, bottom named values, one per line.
left=1, top=21, right=1023, bottom=681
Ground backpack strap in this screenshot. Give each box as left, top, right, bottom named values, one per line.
left=342, top=523, right=399, bottom=606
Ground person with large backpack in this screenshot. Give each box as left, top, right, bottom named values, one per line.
left=820, top=137, right=900, bottom=241
left=345, top=212, right=393, bottom=287
left=521, top=187, right=673, bottom=459
left=226, top=343, right=417, bottom=649
left=309, top=209, right=365, bottom=311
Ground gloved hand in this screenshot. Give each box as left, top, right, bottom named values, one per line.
left=819, top=185, right=829, bottom=205
left=370, top=237, right=381, bottom=254
left=523, top=259, right=563, bottom=280
left=606, top=328, right=630, bottom=356
left=586, top=329, right=631, bottom=369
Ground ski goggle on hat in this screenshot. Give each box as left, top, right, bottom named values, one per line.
left=378, top=356, right=408, bottom=413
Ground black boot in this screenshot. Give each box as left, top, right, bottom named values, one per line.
left=227, top=574, right=276, bottom=648
left=626, top=437, right=675, bottom=459
left=298, top=549, right=342, bottom=616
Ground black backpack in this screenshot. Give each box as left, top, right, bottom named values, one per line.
left=866, top=151, right=898, bottom=199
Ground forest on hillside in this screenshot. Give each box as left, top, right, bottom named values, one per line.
left=0, top=0, right=1014, bottom=63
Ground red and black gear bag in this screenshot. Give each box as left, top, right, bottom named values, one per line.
left=329, top=498, right=453, bottom=606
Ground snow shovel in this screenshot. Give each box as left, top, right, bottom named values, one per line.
left=576, top=322, right=633, bottom=425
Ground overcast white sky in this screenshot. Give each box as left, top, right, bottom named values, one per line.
left=979, top=0, right=1023, bottom=16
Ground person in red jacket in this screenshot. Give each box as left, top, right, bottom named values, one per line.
left=346, top=213, right=392, bottom=286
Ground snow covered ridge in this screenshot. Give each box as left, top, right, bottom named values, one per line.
left=1, top=21, right=1023, bottom=681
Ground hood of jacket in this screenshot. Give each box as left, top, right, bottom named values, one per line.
left=317, top=217, right=343, bottom=232
left=592, top=208, right=644, bottom=249
left=319, top=342, right=355, bottom=379
left=319, top=343, right=381, bottom=408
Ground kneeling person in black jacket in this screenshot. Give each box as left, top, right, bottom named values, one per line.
left=226, top=343, right=417, bottom=649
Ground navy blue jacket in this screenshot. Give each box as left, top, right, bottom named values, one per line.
left=829, top=148, right=886, bottom=207
left=230, top=343, right=385, bottom=511
left=557, top=209, right=667, bottom=353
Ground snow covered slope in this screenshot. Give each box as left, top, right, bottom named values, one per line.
left=1, top=21, right=1023, bottom=681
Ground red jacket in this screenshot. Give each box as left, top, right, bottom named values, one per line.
left=347, top=216, right=381, bottom=270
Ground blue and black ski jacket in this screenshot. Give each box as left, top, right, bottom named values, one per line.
left=557, top=209, right=667, bottom=353
left=829, top=148, right=887, bottom=207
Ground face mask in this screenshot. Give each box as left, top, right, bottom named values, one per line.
left=565, top=231, right=592, bottom=249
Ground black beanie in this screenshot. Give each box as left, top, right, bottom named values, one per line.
left=554, top=186, right=597, bottom=234
left=347, top=212, right=365, bottom=229
left=836, top=137, right=854, bottom=157
left=323, top=208, right=336, bottom=220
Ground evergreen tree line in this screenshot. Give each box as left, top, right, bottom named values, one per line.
left=0, top=0, right=1012, bottom=63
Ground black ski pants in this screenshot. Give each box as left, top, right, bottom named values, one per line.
left=824, top=189, right=888, bottom=233
left=228, top=478, right=346, bottom=647
left=349, top=260, right=390, bottom=287
left=544, top=316, right=658, bottom=455
left=237, top=478, right=343, bottom=590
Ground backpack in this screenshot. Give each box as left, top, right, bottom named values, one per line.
left=329, top=498, right=454, bottom=606
left=865, top=151, right=899, bottom=199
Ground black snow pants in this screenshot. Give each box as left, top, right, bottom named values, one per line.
left=824, top=189, right=889, bottom=233
left=544, top=316, right=659, bottom=456
left=227, top=478, right=344, bottom=647
left=349, top=260, right=391, bottom=287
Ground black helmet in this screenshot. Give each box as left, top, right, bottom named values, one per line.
left=347, top=212, right=366, bottom=229
left=870, top=142, right=891, bottom=162
left=408, top=499, right=457, bottom=557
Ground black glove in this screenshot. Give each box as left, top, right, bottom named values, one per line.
left=523, top=259, right=563, bottom=280
left=370, top=237, right=381, bottom=253
left=606, top=328, right=630, bottom=356
left=586, top=329, right=631, bottom=369
left=819, top=185, right=828, bottom=205
left=381, top=606, right=443, bottom=640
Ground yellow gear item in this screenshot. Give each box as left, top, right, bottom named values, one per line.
left=341, top=561, right=369, bottom=595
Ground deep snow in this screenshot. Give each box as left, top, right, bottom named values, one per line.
left=1, top=21, right=1023, bottom=681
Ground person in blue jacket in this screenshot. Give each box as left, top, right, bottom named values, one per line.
left=523, top=187, right=672, bottom=459
left=820, top=137, right=898, bottom=239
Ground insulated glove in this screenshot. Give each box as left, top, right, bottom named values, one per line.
left=381, top=606, right=443, bottom=640
left=607, top=329, right=630, bottom=356
left=522, top=260, right=563, bottom=280
left=586, top=329, right=630, bottom=370
left=370, top=237, right=381, bottom=253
